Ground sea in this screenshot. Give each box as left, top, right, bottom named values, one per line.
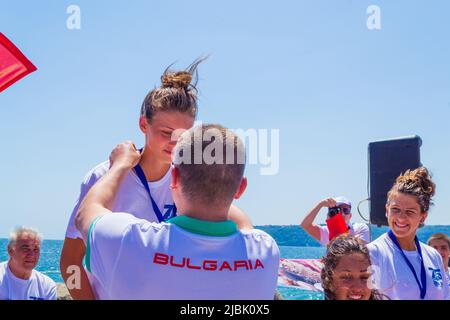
left=1, top=225, right=449, bottom=300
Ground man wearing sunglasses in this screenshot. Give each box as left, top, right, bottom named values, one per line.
left=300, top=196, right=370, bottom=246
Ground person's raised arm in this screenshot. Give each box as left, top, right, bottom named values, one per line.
left=300, top=198, right=336, bottom=242
left=75, top=141, right=141, bottom=242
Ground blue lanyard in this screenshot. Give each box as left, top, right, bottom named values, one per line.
left=387, top=230, right=427, bottom=299
left=133, top=155, right=176, bottom=223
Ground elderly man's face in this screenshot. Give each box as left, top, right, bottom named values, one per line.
left=8, top=234, right=41, bottom=271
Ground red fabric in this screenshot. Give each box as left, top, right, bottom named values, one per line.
left=0, top=33, right=37, bottom=92
left=326, top=213, right=349, bottom=241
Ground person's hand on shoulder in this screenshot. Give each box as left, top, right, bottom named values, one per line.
left=109, top=141, right=141, bottom=169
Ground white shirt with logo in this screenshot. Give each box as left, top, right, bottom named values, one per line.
left=447, top=269, right=450, bottom=299
left=87, top=213, right=280, bottom=300
left=65, top=161, right=175, bottom=240
left=318, top=222, right=370, bottom=246
left=0, top=261, right=57, bottom=300
left=367, top=233, right=449, bottom=300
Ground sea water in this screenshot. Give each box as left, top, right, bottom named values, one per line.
left=1, top=225, right=448, bottom=300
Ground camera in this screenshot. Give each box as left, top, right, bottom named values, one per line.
left=328, top=206, right=342, bottom=218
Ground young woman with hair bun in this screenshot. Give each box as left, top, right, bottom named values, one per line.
left=367, top=167, right=449, bottom=300
left=60, top=58, right=253, bottom=299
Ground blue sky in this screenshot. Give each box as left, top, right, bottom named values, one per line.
left=1, top=0, right=449, bottom=239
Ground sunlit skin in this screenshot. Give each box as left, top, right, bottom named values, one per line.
left=331, top=253, right=373, bottom=300
left=386, top=193, right=427, bottom=251
left=138, top=111, right=194, bottom=181
left=429, top=239, right=449, bottom=272
left=7, top=234, right=41, bottom=280
left=339, top=204, right=352, bottom=225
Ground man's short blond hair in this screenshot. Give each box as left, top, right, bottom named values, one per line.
left=173, top=124, right=245, bottom=207
left=427, top=233, right=450, bottom=248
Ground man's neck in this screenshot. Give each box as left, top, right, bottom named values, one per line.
left=8, top=261, right=32, bottom=280
left=179, top=207, right=230, bottom=222
left=139, top=148, right=170, bottom=182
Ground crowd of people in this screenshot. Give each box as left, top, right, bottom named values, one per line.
left=0, top=60, right=449, bottom=300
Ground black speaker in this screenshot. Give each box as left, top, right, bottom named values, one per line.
left=368, top=135, right=422, bottom=226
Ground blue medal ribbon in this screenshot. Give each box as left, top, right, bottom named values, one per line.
left=387, top=230, right=427, bottom=299
left=133, top=149, right=177, bottom=223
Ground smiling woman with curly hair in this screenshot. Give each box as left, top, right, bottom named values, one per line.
left=321, top=235, right=385, bottom=300
left=367, top=167, right=449, bottom=300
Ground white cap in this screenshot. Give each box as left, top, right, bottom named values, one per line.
left=333, top=196, right=351, bottom=207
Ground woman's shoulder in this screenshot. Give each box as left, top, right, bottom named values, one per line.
left=81, top=161, right=110, bottom=184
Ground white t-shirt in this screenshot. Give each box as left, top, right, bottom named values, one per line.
left=447, top=270, right=450, bottom=298
left=447, top=270, right=450, bottom=295
left=318, top=222, right=370, bottom=246
left=368, top=233, right=449, bottom=300
left=86, top=213, right=280, bottom=300
left=0, top=262, right=57, bottom=300
left=65, top=161, right=174, bottom=239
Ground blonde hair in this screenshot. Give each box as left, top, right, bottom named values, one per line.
left=140, top=57, right=207, bottom=122
left=173, top=124, right=245, bottom=207
left=387, top=167, right=436, bottom=213
left=427, top=233, right=450, bottom=248
left=8, top=226, right=42, bottom=248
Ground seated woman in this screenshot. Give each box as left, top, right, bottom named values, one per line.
left=321, top=235, right=385, bottom=300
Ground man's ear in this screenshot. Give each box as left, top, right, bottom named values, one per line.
left=233, top=177, right=247, bottom=200
left=139, top=116, right=149, bottom=134
left=170, top=166, right=179, bottom=190
left=7, top=244, right=13, bottom=257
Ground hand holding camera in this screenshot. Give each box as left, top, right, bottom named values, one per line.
left=319, top=198, right=338, bottom=209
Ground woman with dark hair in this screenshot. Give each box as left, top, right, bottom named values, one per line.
left=321, top=235, right=385, bottom=300
left=368, top=167, right=449, bottom=300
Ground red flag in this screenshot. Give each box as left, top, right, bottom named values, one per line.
left=326, top=213, right=350, bottom=241
left=0, top=33, right=37, bottom=92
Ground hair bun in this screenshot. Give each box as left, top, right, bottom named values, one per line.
left=390, top=166, right=436, bottom=212
left=398, top=167, right=436, bottom=198
left=161, top=71, right=193, bottom=89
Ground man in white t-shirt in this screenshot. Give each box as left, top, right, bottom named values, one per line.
left=61, top=139, right=252, bottom=299
left=0, top=227, right=56, bottom=300
left=75, top=124, right=280, bottom=299
left=428, top=233, right=450, bottom=297
left=300, top=196, right=370, bottom=246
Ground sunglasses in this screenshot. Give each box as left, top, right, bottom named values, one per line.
left=328, top=206, right=351, bottom=217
